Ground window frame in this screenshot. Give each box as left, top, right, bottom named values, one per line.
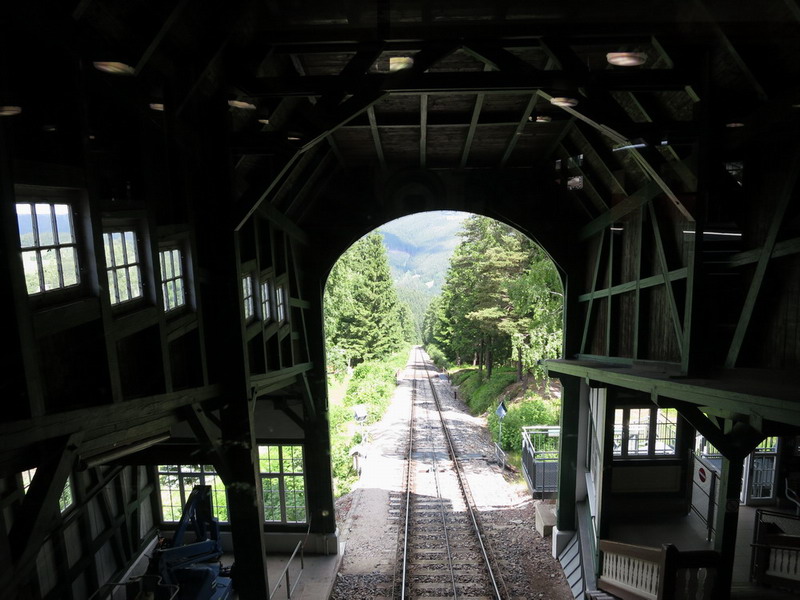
left=242, top=274, right=256, bottom=321
left=156, top=464, right=228, bottom=524
left=15, top=200, right=82, bottom=298
left=613, top=406, right=679, bottom=460
left=275, top=283, right=287, bottom=323
left=102, top=226, right=145, bottom=308
left=159, top=245, right=188, bottom=313
left=20, top=468, right=74, bottom=514
left=260, top=278, right=273, bottom=322
left=259, top=444, right=307, bottom=524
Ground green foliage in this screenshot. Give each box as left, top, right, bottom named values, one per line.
left=324, top=233, right=409, bottom=371
left=327, top=350, right=409, bottom=497
left=487, top=393, right=561, bottom=451
left=449, top=368, right=516, bottom=414
left=423, top=215, right=563, bottom=379
left=424, top=343, right=450, bottom=370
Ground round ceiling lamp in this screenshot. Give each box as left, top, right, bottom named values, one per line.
left=535, top=115, right=552, bottom=123
left=0, top=105, right=22, bottom=117
left=93, top=61, right=136, bottom=75
left=606, top=52, right=648, bottom=67
left=550, top=97, right=579, bottom=108
left=228, top=99, right=257, bottom=110
left=149, top=103, right=165, bottom=112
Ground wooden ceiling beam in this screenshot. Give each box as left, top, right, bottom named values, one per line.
left=241, top=69, right=694, bottom=97
left=460, top=65, right=492, bottom=168
left=367, top=106, right=386, bottom=170
left=420, top=93, right=428, bottom=168
left=500, top=94, right=538, bottom=166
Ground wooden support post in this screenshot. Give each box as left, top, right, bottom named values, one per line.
left=713, top=454, right=743, bottom=600
left=581, top=230, right=606, bottom=354
left=556, top=377, right=581, bottom=531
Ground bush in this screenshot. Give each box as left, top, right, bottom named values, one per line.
left=425, top=344, right=450, bottom=370
left=329, top=348, right=411, bottom=497
left=487, top=393, right=560, bottom=451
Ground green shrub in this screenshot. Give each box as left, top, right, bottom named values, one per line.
left=425, top=344, right=450, bottom=370
left=487, top=393, right=560, bottom=451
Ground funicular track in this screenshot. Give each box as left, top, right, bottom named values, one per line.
left=393, top=347, right=508, bottom=599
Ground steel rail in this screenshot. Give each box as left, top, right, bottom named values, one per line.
left=420, top=349, right=508, bottom=600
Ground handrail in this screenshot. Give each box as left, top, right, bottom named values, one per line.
left=269, top=541, right=305, bottom=600
left=597, top=540, right=719, bottom=600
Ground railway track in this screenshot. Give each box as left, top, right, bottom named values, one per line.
left=393, top=347, right=508, bottom=599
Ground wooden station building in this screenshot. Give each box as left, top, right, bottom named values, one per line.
left=1, top=1, right=800, bottom=598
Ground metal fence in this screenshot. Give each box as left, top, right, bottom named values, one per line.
left=521, top=426, right=560, bottom=498
left=690, top=451, right=720, bottom=542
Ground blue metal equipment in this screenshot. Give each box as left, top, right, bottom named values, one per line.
left=148, top=485, right=233, bottom=600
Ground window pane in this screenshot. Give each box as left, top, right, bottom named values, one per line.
left=129, top=266, right=142, bottom=299
left=21, top=250, right=41, bottom=294
left=262, top=477, right=282, bottom=521
left=613, top=409, right=624, bottom=456
left=115, top=269, right=130, bottom=303
left=172, top=249, right=182, bottom=276
left=17, top=204, right=35, bottom=248
left=41, top=249, right=61, bottom=291
left=35, top=204, right=54, bottom=246
left=104, top=233, right=114, bottom=266
left=124, top=231, right=137, bottom=264
left=60, top=248, right=79, bottom=287
left=654, top=408, right=677, bottom=455
left=54, top=204, right=74, bottom=244
left=175, top=279, right=185, bottom=307
left=59, top=478, right=74, bottom=512
left=112, top=232, right=125, bottom=267
left=286, top=446, right=304, bottom=473
left=627, top=408, right=650, bottom=455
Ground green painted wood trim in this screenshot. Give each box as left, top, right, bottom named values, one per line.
left=647, top=202, right=684, bottom=358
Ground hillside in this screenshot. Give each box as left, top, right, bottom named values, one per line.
left=377, top=211, right=470, bottom=332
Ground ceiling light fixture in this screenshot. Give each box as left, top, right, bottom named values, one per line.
left=228, top=100, right=257, bottom=110
left=287, top=135, right=301, bottom=141
left=0, top=105, right=22, bottom=116
left=725, top=122, right=745, bottom=128
left=93, top=61, right=136, bottom=75
left=258, top=118, right=271, bottom=125
left=149, top=103, right=165, bottom=112
left=606, top=52, right=648, bottom=67
left=389, top=56, right=414, bottom=72
left=535, top=115, right=552, bottom=123
left=550, top=97, right=578, bottom=108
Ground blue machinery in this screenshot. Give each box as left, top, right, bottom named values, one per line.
left=146, top=485, right=234, bottom=600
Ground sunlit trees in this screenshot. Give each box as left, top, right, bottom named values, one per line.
left=324, top=232, right=414, bottom=373
left=424, top=215, right=563, bottom=379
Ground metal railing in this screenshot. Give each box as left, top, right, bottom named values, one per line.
left=269, top=541, right=305, bottom=599
left=521, top=426, right=560, bottom=497
left=690, top=451, right=719, bottom=542
left=751, top=508, right=800, bottom=590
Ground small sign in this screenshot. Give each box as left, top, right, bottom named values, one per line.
left=495, top=401, right=507, bottom=420
left=698, top=467, right=707, bottom=483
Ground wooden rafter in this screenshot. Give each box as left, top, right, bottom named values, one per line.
left=420, top=93, right=428, bottom=167
left=581, top=229, right=606, bottom=354
left=367, top=106, right=386, bottom=170
left=725, top=147, right=800, bottom=368
left=647, top=201, right=685, bottom=358
left=134, top=0, right=191, bottom=74
left=185, top=403, right=235, bottom=485
left=500, top=94, right=537, bottom=166
left=579, top=181, right=662, bottom=241
left=461, top=65, right=492, bottom=168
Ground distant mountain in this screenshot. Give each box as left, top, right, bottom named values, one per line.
left=377, top=211, right=471, bottom=333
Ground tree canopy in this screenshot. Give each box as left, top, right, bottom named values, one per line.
left=324, top=232, right=415, bottom=374
left=423, top=215, right=563, bottom=379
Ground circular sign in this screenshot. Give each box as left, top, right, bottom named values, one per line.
left=698, top=467, right=707, bottom=483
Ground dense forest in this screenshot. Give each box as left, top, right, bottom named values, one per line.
left=324, top=232, right=417, bottom=374
left=423, top=215, right=563, bottom=379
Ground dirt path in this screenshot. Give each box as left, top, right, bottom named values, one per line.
left=331, top=359, right=573, bottom=599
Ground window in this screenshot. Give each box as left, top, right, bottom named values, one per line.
left=261, top=280, right=273, bottom=321
left=276, top=284, right=286, bottom=323
left=103, top=230, right=143, bottom=305
left=157, top=464, right=228, bottom=523
left=21, top=468, right=74, bottom=513
left=243, top=275, right=255, bottom=320
left=16, top=202, right=80, bottom=295
left=160, top=248, right=186, bottom=311
left=259, top=445, right=306, bottom=523
left=613, top=407, right=678, bottom=458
